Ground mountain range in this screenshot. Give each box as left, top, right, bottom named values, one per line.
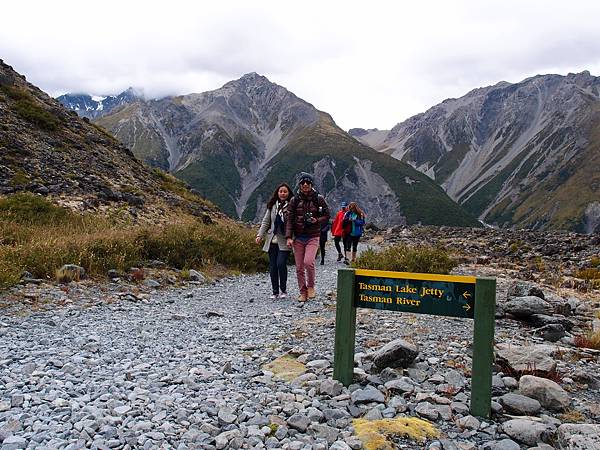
left=59, top=75, right=477, bottom=227
left=350, top=72, right=600, bottom=233
left=56, top=88, right=142, bottom=120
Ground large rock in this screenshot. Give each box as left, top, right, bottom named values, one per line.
left=495, top=344, right=557, bottom=376
left=518, top=375, right=570, bottom=411
left=556, top=424, right=600, bottom=449
left=372, top=338, right=419, bottom=370
left=351, top=386, right=385, bottom=404
left=529, top=314, right=574, bottom=331
left=498, top=393, right=541, bottom=416
left=504, top=296, right=553, bottom=318
left=481, top=439, right=520, bottom=450
left=533, top=324, right=566, bottom=342
left=501, top=419, right=551, bottom=446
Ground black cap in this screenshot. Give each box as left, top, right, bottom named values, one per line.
left=298, top=172, right=314, bottom=185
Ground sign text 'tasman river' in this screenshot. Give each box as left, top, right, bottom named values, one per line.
left=354, top=269, right=476, bottom=319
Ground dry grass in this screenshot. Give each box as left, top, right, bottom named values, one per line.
left=558, top=409, right=587, bottom=423
left=0, top=193, right=267, bottom=288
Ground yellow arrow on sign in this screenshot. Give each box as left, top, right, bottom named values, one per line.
left=463, top=304, right=471, bottom=311
left=463, top=291, right=472, bottom=299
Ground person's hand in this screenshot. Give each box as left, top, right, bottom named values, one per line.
left=255, top=236, right=262, bottom=244
left=286, top=238, right=293, bottom=247
left=309, top=217, right=317, bottom=224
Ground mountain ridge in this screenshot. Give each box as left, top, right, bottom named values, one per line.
left=87, top=73, right=479, bottom=227
left=351, top=71, right=600, bottom=233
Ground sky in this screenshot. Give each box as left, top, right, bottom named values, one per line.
left=2, top=0, right=600, bottom=130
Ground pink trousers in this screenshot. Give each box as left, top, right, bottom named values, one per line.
left=292, top=237, right=320, bottom=295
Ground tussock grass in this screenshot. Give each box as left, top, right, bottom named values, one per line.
left=353, top=417, right=439, bottom=449
left=0, top=194, right=267, bottom=288
left=574, top=331, right=600, bottom=351
left=354, top=244, right=457, bottom=274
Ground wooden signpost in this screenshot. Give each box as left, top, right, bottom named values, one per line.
left=333, top=268, right=496, bottom=418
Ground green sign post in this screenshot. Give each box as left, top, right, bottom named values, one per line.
left=334, top=268, right=496, bottom=418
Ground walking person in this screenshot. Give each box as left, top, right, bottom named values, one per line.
left=331, top=201, right=349, bottom=262
left=256, top=183, right=293, bottom=299
left=318, top=219, right=331, bottom=265
left=343, top=202, right=366, bottom=264
left=285, top=172, right=330, bottom=302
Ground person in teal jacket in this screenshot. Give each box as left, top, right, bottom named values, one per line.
left=343, top=202, right=366, bottom=264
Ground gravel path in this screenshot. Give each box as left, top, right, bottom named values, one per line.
left=1, top=244, right=599, bottom=450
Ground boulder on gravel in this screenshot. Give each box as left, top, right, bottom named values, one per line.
left=504, top=296, right=553, bottom=318
left=518, top=375, right=570, bottom=411
left=498, top=393, right=541, bottom=415
left=501, top=419, right=551, bottom=446
left=496, top=344, right=557, bottom=376
left=556, top=423, right=600, bottom=449
left=371, top=338, right=419, bottom=370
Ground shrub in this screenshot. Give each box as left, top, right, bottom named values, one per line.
left=354, top=244, right=457, bottom=274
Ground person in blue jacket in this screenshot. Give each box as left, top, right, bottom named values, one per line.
left=343, top=202, right=366, bottom=264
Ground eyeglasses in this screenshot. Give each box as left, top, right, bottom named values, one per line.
left=300, top=180, right=312, bottom=185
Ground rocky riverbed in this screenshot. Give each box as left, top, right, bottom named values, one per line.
left=1, top=235, right=599, bottom=450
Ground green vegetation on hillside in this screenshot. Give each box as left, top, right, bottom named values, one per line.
left=0, top=194, right=267, bottom=288
left=482, top=116, right=600, bottom=231
left=0, top=84, right=60, bottom=131
left=176, top=155, right=240, bottom=217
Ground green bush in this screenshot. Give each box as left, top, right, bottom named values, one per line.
left=354, top=244, right=457, bottom=274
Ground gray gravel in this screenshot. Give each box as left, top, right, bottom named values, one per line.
left=1, top=243, right=599, bottom=450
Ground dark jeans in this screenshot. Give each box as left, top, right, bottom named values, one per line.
left=268, top=243, right=289, bottom=294
left=319, top=235, right=326, bottom=262
left=334, top=236, right=343, bottom=255
left=344, top=235, right=360, bottom=252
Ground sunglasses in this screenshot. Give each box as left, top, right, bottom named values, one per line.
left=300, top=180, right=312, bottom=185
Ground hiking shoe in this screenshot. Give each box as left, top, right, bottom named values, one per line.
left=279, top=292, right=287, bottom=299
left=307, top=287, right=316, bottom=299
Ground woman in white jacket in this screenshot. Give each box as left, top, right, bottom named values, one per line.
left=256, top=183, right=293, bottom=299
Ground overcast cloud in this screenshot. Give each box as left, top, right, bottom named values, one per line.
left=2, top=0, right=600, bottom=130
